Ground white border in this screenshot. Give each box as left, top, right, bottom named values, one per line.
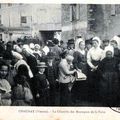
left=0, top=1, right=120, bottom=120
left=0, top=0, right=120, bottom=4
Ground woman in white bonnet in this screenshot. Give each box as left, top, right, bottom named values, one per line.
left=75, top=37, right=84, bottom=51
left=110, top=36, right=120, bottom=60
left=87, top=36, right=104, bottom=102
left=33, top=44, right=42, bottom=60
left=87, top=36, right=104, bottom=71
left=98, top=45, right=120, bottom=106
left=73, top=39, right=87, bottom=74
left=72, top=38, right=88, bottom=103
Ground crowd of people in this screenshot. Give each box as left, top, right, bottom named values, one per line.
left=0, top=35, right=120, bottom=106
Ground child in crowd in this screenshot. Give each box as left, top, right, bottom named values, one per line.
left=0, top=64, right=11, bottom=106
left=33, top=44, right=42, bottom=61
left=12, top=75, right=33, bottom=106
left=32, top=62, right=50, bottom=106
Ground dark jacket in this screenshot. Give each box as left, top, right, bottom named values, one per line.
left=32, top=73, right=49, bottom=96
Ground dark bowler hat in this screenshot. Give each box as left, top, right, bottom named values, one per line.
left=76, top=35, right=82, bottom=39
left=47, top=40, right=54, bottom=47
left=67, top=39, right=74, bottom=44
left=53, top=38, right=59, bottom=45
left=103, top=39, right=109, bottom=43
left=37, top=61, right=47, bottom=68
left=85, top=38, right=92, bottom=45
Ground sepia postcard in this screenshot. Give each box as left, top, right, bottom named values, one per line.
left=0, top=0, right=120, bottom=120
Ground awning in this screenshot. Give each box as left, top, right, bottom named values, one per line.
left=0, top=25, right=30, bottom=32
left=7, top=26, right=30, bottom=31
left=34, top=23, right=61, bottom=31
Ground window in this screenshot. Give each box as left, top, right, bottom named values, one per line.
left=111, top=5, right=120, bottom=15
left=72, top=4, right=77, bottom=21
left=8, top=3, right=12, bottom=7
left=70, top=4, right=80, bottom=21
left=21, top=16, right=27, bottom=23
left=88, top=5, right=97, bottom=31
left=19, top=3, right=24, bottom=5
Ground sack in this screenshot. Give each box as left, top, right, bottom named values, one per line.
left=76, top=70, right=87, bottom=81
left=24, top=87, right=33, bottom=103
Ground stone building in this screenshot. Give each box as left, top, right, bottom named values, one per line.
left=0, top=3, right=61, bottom=43
left=61, top=4, right=120, bottom=42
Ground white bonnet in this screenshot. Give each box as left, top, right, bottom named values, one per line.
left=92, top=36, right=102, bottom=46
left=104, top=45, right=114, bottom=56
left=111, top=36, right=120, bottom=49
left=34, top=44, right=40, bottom=49
left=75, top=38, right=84, bottom=51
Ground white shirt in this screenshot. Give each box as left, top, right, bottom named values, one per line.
left=12, top=50, right=23, bottom=60
left=77, top=49, right=85, bottom=55
left=42, top=46, right=50, bottom=55
left=87, top=47, right=104, bottom=69
left=59, top=59, right=75, bottom=83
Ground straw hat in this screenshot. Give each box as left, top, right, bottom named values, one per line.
left=37, top=61, right=47, bottom=68
left=104, top=45, right=114, bottom=57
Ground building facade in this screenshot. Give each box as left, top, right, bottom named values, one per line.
left=61, top=4, right=120, bottom=42
left=1, top=4, right=120, bottom=44
left=0, top=3, right=61, bottom=43
left=61, top=4, right=88, bottom=42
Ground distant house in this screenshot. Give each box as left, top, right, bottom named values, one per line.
left=61, top=4, right=120, bottom=42
left=0, top=3, right=61, bottom=43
